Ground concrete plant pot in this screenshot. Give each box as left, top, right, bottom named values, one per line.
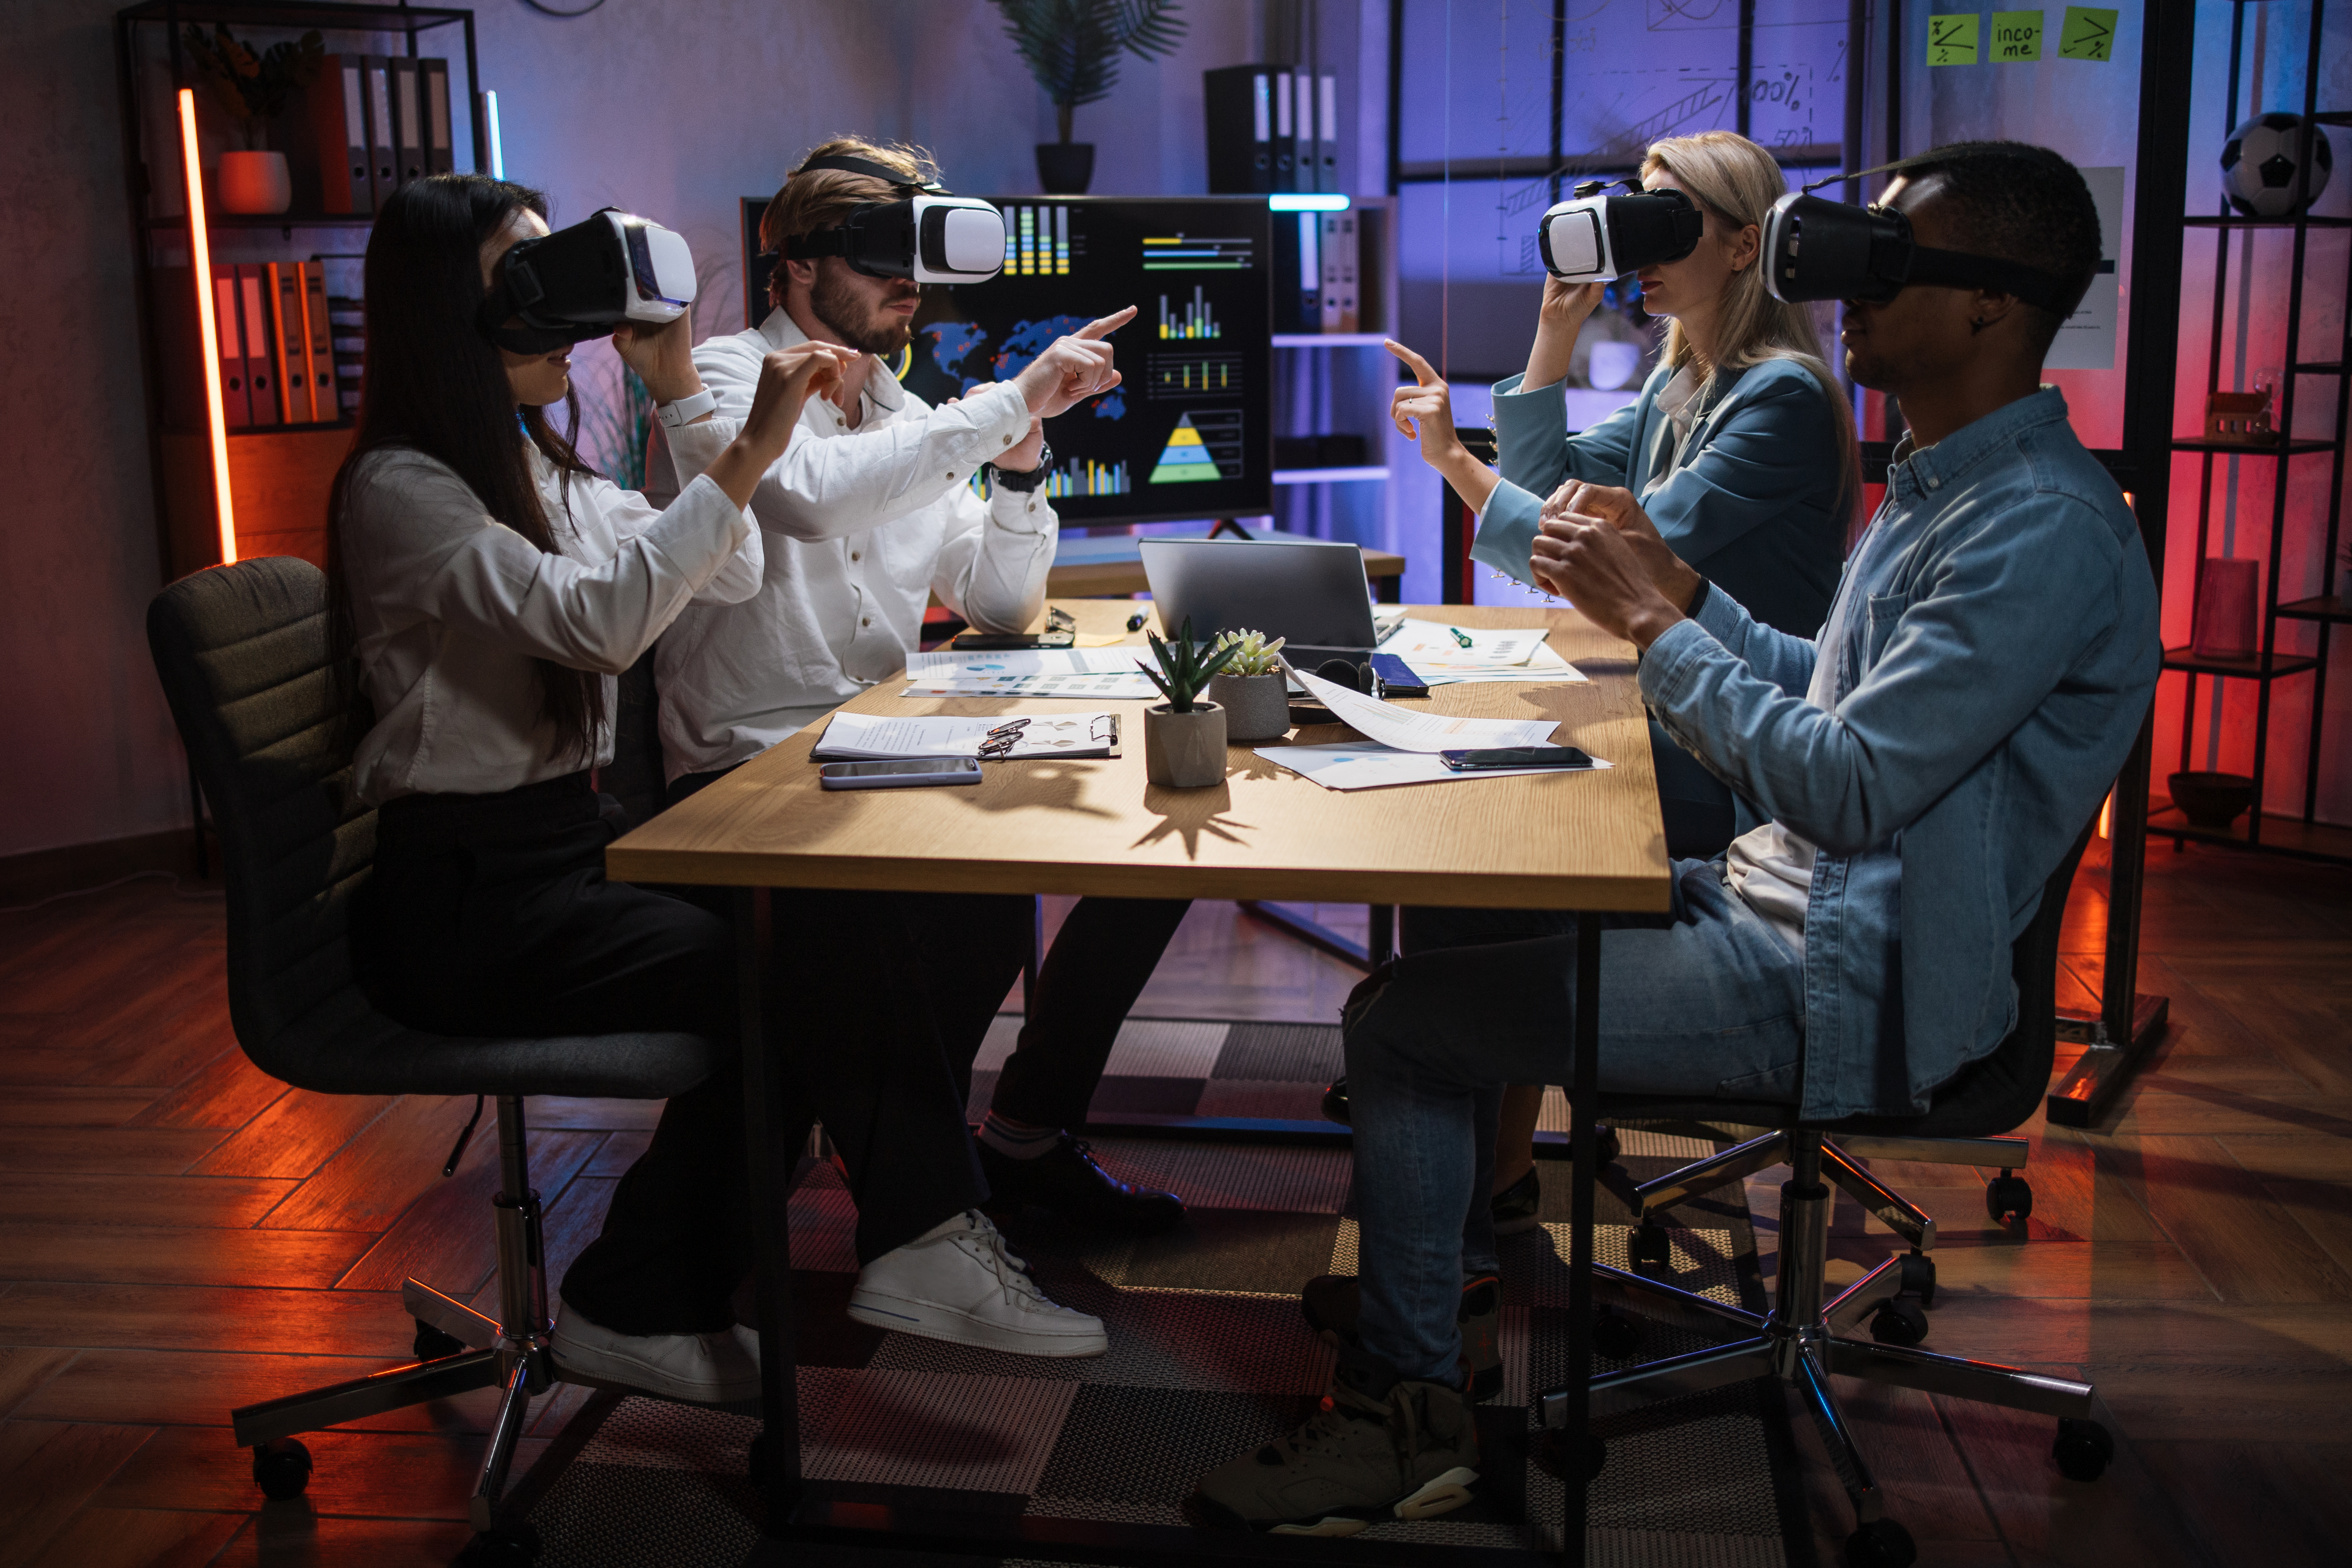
left=1144, top=702, right=1226, bottom=788
left=1207, top=672, right=1289, bottom=742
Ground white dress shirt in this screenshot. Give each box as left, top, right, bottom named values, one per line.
left=342, top=443, right=764, bottom=804
left=647, top=307, right=1057, bottom=781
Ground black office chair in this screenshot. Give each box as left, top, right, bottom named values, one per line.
left=147, top=558, right=718, bottom=1564
left=1545, top=829, right=2111, bottom=1568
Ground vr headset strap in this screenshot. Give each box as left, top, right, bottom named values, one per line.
left=1902, top=247, right=2076, bottom=314
left=795, top=153, right=948, bottom=193
left=784, top=228, right=857, bottom=260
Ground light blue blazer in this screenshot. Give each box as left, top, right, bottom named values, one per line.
left=1476, top=357, right=1845, bottom=636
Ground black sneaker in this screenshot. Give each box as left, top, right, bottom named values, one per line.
left=977, top=1134, right=1185, bottom=1233
left=1300, top=1273, right=1502, bottom=1402
left=1321, top=1077, right=1350, bottom=1125
left=1490, top=1167, right=1543, bottom=1236
left=1192, top=1367, right=1480, bottom=1535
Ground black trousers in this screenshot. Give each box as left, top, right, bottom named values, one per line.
left=988, top=896, right=1194, bottom=1131
left=667, top=768, right=1192, bottom=1138
left=357, top=773, right=747, bottom=1336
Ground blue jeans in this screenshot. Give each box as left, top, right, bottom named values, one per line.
left=1344, top=858, right=1806, bottom=1386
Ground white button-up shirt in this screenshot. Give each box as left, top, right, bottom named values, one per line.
left=341, top=444, right=763, bottom=803
left=647, top=308, right=1057, bottom=781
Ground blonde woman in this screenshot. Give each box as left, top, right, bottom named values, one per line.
left=1378, top=131, right=1857, bottom=1238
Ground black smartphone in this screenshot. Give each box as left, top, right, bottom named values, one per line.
left=949, top=631, right=1076, bottom=651
left=1440, top=746, right=1596, bottom=772
left=1369, top=652, right=1430, bottom=699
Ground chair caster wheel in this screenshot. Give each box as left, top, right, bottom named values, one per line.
left=1592, top=1123, right=1622, bottom=1168
left=414, top=1318, right=467, bottom=1359
left=1628, top=1220, right=1672, bottom=1267
left=1592, top=1305, right=1642, bottom=1361
left=1320, top=1078, right=1351, bottom=1126
left=1545, top=1430, right=1607, bottom=1481
left=455, top=1522, right=542, bottom=1566
left=1897, top=1252, right=1937, bottom=1308
left=1985, top=1173, right=2034, bottom=1226
left=1869, top=1297, right=1929, bottom=1347
left=250, top=1437, right=312, bottom=1500
left=2053, top=1417, right=2115, bottom=1481
left=1844, top=1517, right=1917, bottom=1568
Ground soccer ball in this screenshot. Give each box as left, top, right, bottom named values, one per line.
left=2221, top=113, right=2333, bottom=218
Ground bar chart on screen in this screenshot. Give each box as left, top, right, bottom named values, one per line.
left=1146, top=351, right=1245, bottom=400
left=1158, top=285, right=1223, bottom=339
left=1142, top=233, right=1255, bottom=270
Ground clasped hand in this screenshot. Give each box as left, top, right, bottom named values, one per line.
left=1529, top=481, right=1701, bottom=651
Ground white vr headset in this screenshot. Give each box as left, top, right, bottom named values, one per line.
left=478, top=209, right=697, bottom=354
left=1536, top=180, right=1705, bottom=283
left=779, top=154, right=1006, bottom=285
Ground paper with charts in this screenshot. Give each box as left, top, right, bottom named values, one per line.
left=901, top=647, right=1162, bottom=699
left=1260, top=741, right=1612, bottom=792
left=1290, top=666, right=1559, bottom=752
left=813, top=711, right=1122, bottom=761
left=1386, top=620, right=1587, bottom=686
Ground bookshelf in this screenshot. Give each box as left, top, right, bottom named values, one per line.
left=2153, top=0, right=2351, bottom=863
left=113, top=1, right=485, bottom=583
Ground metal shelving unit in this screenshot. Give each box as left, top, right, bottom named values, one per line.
left=2157, top=0, right=2351, bottom=862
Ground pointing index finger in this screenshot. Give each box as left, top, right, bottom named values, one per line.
left=1077, top=306, right=1139, bottom=340
left=1383, top=339, right=1442, bottom=388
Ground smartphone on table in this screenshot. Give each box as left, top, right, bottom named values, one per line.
left=819, top=758, right=986, bottom=791
left=1439, top=746, right=1596, bottom=772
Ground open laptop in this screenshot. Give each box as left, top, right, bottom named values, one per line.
left=1136, top=536, right=1401, bottom=664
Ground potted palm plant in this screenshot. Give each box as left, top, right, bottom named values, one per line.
left=989, top=0, right=1187, bottom=194
left=1138, top=617, right=1237, bottom=787
left=1206, top=628, right=1289, bottom=742
left=183, top=24, right=324, bottom=214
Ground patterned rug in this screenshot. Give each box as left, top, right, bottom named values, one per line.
left=508, top=1023, right=1817, bottom=1566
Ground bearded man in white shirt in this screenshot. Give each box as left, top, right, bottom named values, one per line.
left=649, top=137, right=1194, bottom=1252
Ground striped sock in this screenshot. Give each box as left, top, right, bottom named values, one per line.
left=979, top=1111, right=1062, bottom=1160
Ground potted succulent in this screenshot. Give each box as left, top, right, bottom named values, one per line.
left=1137, top=617, right=1238, bottom=787
left=1206, top=628, right=1289, bottom=742
left=183, top=24, right=324, bottom=214
left=989, top=0, right=1187, bottom=194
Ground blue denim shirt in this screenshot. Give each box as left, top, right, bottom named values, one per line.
left=1637, top=389, right=2160, bottom=1119
left=1479, top=358, right=1845, bottom=635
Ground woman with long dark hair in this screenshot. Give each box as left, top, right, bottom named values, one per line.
left=335, top=173, right=839, bottom=1401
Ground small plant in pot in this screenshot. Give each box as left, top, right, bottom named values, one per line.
left=183, top=24, right=323, bottom=214
left=1205, top=629, right=1290, bottom=742
left=989, top=0, right=1187, bottom=194
left=1138, top=617, right=1237, bottom=788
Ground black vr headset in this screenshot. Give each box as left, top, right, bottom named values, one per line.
left=778, top=154, right=1006, bottom=285
left=1762, top=161, right=2085, bottom=314
left=1536, top=180, right=1706, bottom=282
left=477, top=209, right=698, bottom=355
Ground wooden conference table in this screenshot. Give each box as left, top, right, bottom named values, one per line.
left=606, top=599, right=1670, bottom=1567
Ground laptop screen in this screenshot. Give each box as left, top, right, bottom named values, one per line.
left=1137, top=537, right=1380, bottom=650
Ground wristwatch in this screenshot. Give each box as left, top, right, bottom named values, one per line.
left=654, top=389, right=719, bottom=429
left=990, top=438, right=1052, bottom=493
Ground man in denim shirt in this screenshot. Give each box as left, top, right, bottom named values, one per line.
left=1191, top=143, right=2160, bottom=1536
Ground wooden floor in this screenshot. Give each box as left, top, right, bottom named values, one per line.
left=0, top=841, right=2347, bottom=1567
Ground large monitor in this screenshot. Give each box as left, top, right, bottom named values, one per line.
left=741, top=195, right=1274, bottom=526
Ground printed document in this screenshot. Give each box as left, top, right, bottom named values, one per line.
left=1259, top=741, right=1612, bottom=792
left=1386, top=620, right=1587, bottom=686
left=1289, top=666, right=1559, bottom=752
left=813, top=711, right=1122, bottom=761
left=901, top=647, right=1161, bottom=699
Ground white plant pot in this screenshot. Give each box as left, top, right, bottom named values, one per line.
left=1207, top=672, right=1289, bottom=742
left=1143, top=702, right=1227, bottom=788
left=218, top=150, right=292, bottom=215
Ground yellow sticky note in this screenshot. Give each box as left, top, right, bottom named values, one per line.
left=1927, top=13, right=1981, bottom=66
left=2058, top=5, right=2118, bottom=60
left=1991, top=9, right=2044, bottom=60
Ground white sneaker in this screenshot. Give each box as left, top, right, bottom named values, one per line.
left=551, top=1308, right=760, bottom=1403
left=847, top=1210, right=1109, bottom=1358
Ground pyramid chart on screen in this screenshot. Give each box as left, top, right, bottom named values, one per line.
left=1148, top=412, right=1224, bottom=484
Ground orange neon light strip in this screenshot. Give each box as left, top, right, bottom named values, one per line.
left=178, top=88, right=237, bottom=565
